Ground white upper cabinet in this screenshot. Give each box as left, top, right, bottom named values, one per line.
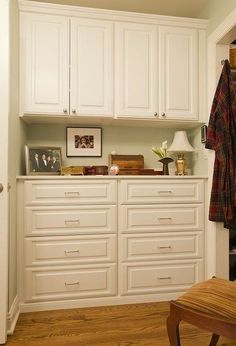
left=20, top=13, right=113, bottom=117
left=19, top=2, right=206, bottom=122
left=20, top=13, right=70, bottom=115
left=70, top=18, right=113, bottom=116
left=159, top=26, right=198, bottom=120
left=115, top=22, right=158, bottom=119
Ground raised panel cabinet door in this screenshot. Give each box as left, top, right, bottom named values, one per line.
left=159, top=26, right=198, bottom=120
left=115, top=22, right=158, bottom=118
left=70, top=18, right=113, bottom=116
left=20, top=13, right=69, bottom=115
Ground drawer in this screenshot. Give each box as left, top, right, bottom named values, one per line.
left=25, top=205, right=116, bottom=236
left=24, top=234, right=117, bottom=266
left=24, top=180, right=116, bottom=205
left=121, top=260, right=203, bottom=295
left=119, top=179, right=204, bottom=204
left=120, top=232, right=203, bottom=261
left=24, top=264, right=117, bottom=302
left=119, top=204, right=204, bottom=233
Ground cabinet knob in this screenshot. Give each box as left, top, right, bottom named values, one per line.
left=161, top=112, right=166, bottom=118
left=72, top=109, right=76, bottom=114
left=63, top=109, right=68, bottom=114
left=154, top=112, right=158, bottom=117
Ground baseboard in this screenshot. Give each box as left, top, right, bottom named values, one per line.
left=7, top=295, right=20, bottom=335
left=19, top=291, right=182, bottom=313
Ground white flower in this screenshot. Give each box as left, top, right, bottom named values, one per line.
left=151, top=140, right=168, bottom=159
left=152, top=141, right=167, bottom=159
left=161, top=140, right=168, bottom=150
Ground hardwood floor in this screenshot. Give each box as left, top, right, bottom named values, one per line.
left=6, top=302, right=236, bottom=346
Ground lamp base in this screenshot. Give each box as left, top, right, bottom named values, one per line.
left=175, top=153, right=186, bottom=176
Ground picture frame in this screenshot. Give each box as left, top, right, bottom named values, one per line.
left=66, top=127, right=102, bottom=157
left=25, top=145, right=62, bottom=175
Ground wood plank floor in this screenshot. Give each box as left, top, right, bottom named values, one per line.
left=6, top=302, right=236, bottom=346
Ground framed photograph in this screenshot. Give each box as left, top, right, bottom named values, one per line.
left=66, top=127, right=102, bottom=157
left=25, top=145, right=62, bottom=175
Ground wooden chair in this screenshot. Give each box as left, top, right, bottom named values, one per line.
left=166, top=277, right=236, bottom=346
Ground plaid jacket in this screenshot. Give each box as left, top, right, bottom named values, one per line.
left=205, top=60, right=236, bottom=228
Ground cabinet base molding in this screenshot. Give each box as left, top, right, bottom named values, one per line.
left=7, top=295, right=20, bottom=335
left=19, top=292, right=183, bottom=313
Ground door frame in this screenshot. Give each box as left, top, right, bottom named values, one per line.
left=206, top=8, right=236, bottom=279
left=0, top=0, right=9, bottom=343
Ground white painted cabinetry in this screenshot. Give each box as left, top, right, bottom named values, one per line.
left=20, top=13, right=70, bottom=115
left=17, top=177, right=205, bottom=312
left=17, top=179, right=117, bottom=304
left=20, top=13, right=113, bottom=116
left=19, top=1, right=207, bottom=122
left=159, top=26, right=198, bottom=120
left=115, top=23, right=199, bottom=121
left=115, top=22, right=158, bottom=118
left=70, top=18, right=113, bottom=116
left=118, top=179, right=204, bottom=296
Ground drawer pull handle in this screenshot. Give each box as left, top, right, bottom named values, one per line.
left=64, top=220, right=80, bottom=225
left=157, top=276, right=171, bottom=280
left=158, top=217, right=172, bottom=223
left=158, top=245, right=172, bottom=249
left=65, top=281, right=80, bottom=286
left=158, top=190, right=173, bottom=194
left=65, top=192, right=80, bottom=197
left=64, top=250, right=80, bottom=255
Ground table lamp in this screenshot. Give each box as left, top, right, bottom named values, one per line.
left=168, top=131, right=194, bottom=175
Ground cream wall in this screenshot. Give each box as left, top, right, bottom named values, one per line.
left=26, top=124, right=205, bottom=175
left=8, top=0, right=27, bottom=309
left=200, top=0, right=236, bottom=35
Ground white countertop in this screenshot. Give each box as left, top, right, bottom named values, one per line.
left=17, top=175, right=208, bottom=180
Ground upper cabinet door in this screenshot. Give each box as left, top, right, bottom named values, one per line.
left=159, top=26, right=198, bottom=120
left=70, top=18, right=113, bottom=116
left=115, top=22, right=158, bottom=119
left=20, top=13, right=70, bottom=115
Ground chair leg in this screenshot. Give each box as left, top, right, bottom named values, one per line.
left=209, top=334, right=220, bottom=346
left=166, top=315, right=181, bottom=346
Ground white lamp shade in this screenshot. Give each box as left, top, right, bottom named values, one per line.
left=168, top=131, right=194, bottom=152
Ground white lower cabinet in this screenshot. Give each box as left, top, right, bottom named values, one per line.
left=121, top=260, right=203, bottom=295
left=24, top=234, right=116, bottom=266
left=17, top=178, right=117, bottom=307
left=24, top=264, right=117, bottom=302
left=119, top=178, right=205, bottom=297
left=17, top=177, right=205, bottom=311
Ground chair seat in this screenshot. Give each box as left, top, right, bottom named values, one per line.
left=176, top=277, right=236, bottom=321
left=167, top=278, right=236, bottom=345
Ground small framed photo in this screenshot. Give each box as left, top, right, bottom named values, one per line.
left=66, top=127, right=102, bottom=157
left=25, top=145, right=62, bottom=175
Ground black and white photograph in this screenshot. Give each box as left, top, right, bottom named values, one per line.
left=25, top=146, right=62, bottom=175
left=66, top=127, right=102, bottom=157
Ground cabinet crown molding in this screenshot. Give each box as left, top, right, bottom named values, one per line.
left=18, top=0, right=208, bottom=29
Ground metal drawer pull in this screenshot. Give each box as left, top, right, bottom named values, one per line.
left=157, top=276, right=171, bottom=280
left=64, top=191, right=80, bottom=197
left=158, top=190, right=173, bottom=194
left=158, top=245, right=172, bottom=249
left=65, top=281, right=80, bottom=286
left=158, top=217, right=172, bottom=222
left=64, top=250, right=80, bottom=254
left=64, top=220, right=80, bottom=225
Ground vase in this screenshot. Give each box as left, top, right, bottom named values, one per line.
left=159, top=157, right=174, bottom=175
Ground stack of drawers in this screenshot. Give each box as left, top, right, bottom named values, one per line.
left=119, top=179, right=204, bottom=296
left=20, top=179, right=117, bottom=303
